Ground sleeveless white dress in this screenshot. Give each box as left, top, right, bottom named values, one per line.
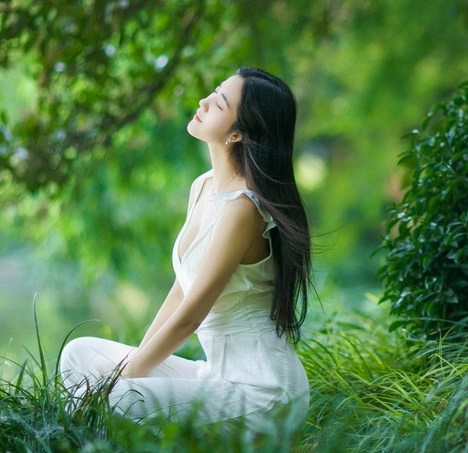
left=60, top=170, right=309, bottom=431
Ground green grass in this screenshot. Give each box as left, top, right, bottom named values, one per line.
left=1, top=307, right=467, bottom=453
left=299, top=316, right=468, bottom=453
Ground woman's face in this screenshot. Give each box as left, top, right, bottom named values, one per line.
left=187, top=75, right=244, bottom=144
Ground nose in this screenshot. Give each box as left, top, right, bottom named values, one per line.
left=199, top=90, right=216, bottom=109
left=199, top=96, right=209, bottom=109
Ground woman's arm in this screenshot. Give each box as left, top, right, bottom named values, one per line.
left=136, top=175, right=203, bottom=349
left=137, top=279, right=184, bottom=349
left=122, top=197, right=264, bottom=378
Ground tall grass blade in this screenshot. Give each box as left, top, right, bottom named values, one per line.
left=33, top=292, right=48, bottom=386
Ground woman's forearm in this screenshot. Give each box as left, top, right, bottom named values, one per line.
left=121, top=282, right=220, bottom=377
left=122, top=313, right=197, bottom=378
left=138, top=279, right=184, bottom=349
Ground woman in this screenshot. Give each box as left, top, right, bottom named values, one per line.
left=60, top=68, right=311, bottom=431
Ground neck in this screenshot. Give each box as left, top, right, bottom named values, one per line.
left=208, top=143, right=240, bottom=192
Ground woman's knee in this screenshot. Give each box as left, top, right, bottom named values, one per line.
left=60, top=337, right=95, bottom=375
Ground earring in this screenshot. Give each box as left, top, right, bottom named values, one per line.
left=225, top=140, right=231, bottom=145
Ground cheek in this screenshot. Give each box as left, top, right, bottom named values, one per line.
left=200, top=115, right=227, bottom=136
left=210, top=113, right=236, bottom=133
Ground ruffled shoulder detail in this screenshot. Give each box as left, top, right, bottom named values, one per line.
left=192, top=169, right=214, bottom=192
left=214, top=190, right=276, bottom=237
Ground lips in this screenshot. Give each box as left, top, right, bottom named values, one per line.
left=194, top=111, right=203, bottom=122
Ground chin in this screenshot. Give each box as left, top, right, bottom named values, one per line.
left=186, top=121, right=196, bottom=136
left=187, top=123, right=206, bottom=142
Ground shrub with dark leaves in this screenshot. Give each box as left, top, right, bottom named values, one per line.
left=379, top=82, right=468, bottom=339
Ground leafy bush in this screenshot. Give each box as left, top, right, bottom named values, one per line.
left=378, top=82, right=468, bottom=338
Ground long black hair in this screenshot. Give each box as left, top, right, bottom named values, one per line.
left=231, top=67, right=311, bottom=344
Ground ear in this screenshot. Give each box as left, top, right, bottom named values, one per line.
left=227, top=132, right=243, bottom=143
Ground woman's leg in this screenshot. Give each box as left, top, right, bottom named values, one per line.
left=60, top=336, right=204, bottom=401
left=60, top=336, right=135, bottom=390
left=108, top=374, right=250, bottom=425
left=60, top=336, right=222, bottom=422
left=60, top=337, right=277, bottom=427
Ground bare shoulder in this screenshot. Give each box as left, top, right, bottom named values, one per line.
left=218, top=194, right=265, bottom=236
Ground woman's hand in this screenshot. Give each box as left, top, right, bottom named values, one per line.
left=117, top=347, right=139, bottom=379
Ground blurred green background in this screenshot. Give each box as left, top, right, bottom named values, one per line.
left=0, top=0, right=466, bottom=366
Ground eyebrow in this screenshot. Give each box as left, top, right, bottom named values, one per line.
left=220, top=92, right=231, bottom=109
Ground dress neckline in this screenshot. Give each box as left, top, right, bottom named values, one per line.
left=175, top=171, right=276, bottom=265
left=176, top=174, right=211, bottom=263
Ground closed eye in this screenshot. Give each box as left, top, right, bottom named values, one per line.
left=213, top=85, right=228, bottom=110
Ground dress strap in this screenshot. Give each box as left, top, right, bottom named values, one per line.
left=213, top=189, right=276, bottom=238
left=187, top=170, right=213, bottom=216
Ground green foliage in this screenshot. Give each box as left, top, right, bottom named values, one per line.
left=1, top=3, right=467, bottom=450
left=291, top=0, right=467, bottom=295
left=2, top=309, right=467, bottom=452
left=1, top=0, right=467, bottom=323
left=378, top=82, right=468, bottom=338
left=0, top=0, right=331, bottom=192
left=0, top=0, right=211, bottom=191
left=299, top=315, right=468, bottom=453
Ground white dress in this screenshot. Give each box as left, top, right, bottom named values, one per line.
left=60, top=171, right=309, bottom=431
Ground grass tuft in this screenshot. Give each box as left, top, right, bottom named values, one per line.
left=298, top=314, right=468, bottom=453
left=0, top=306, right=467, bottom=452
